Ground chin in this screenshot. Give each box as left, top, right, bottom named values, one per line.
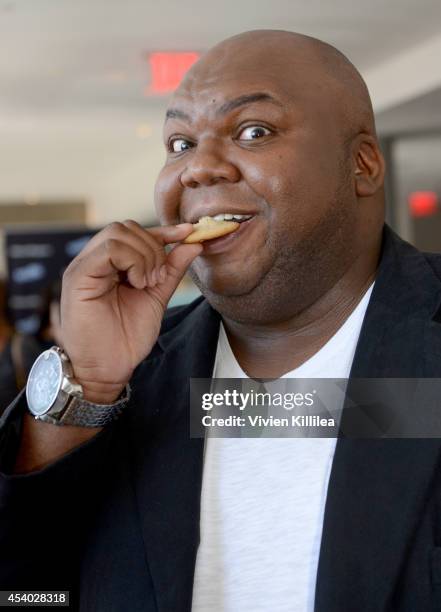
left=189, top=267, right=257, bottom=298
left=200, top=288, right=292, bottom=325
left=188, top=265, right=291, bottom=325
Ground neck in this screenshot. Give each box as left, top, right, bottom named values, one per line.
left=221, top=241, right=381, bottom=378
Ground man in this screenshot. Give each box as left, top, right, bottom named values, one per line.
left=1, top=30, right=441, bottom=611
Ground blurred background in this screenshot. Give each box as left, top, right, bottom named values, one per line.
left=1, top=0, right=441, bottom=401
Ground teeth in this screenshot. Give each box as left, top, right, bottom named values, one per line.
left=209, top=213, right=253, bottom=222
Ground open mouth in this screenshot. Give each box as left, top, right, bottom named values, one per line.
left=195, top=214, right=257, bottom=254
left=182, top=207, right=259, bottom=252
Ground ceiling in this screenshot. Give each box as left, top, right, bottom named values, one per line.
left=2, top=0, right=441, bottom=115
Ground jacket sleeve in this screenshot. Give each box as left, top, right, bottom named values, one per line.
left=0, top=391, right=121, bottom=594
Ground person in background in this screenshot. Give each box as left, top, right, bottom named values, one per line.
left=0, top=280, right=62, bottom=411
left=0, top=281, right=12, bottom=355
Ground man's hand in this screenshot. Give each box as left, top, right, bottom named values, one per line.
left=61, top=220, right=202, bottom=404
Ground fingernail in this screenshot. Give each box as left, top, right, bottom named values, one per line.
left=177, top=223, right=191, bottom=228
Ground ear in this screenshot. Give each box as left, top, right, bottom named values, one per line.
left=353, top=135, right=385, bottom=198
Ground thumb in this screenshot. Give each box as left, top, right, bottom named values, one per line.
left=154, top=242, right=203, bottom=305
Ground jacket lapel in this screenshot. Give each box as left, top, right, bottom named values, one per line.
left=128, top=300, right=220, bottom=612
left=314, top=226, right=441, bottom=611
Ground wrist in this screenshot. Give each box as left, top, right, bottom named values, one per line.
left=79, top=381, right=128, bottom=405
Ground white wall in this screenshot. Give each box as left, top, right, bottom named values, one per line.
left=0, top=107, right=167, bottom=227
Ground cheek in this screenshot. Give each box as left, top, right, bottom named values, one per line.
left=244, top=151, right=303, bottom=201
left=154, top=166, right=183, bottom=224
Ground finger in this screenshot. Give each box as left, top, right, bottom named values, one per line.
left=72, top=222, right=162, bottom=288
left=77, top=222, right=156, bottom=261
left=152, top=243, right=203, bottom=306
left=146, top=223, right=194, bottom=246
left=122, top=220, right=167, bottom=283
left=64, top=239, right=148, bottom=298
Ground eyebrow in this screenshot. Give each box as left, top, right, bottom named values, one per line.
left=165, top=92, right=283, bottom=123
left=165, top=108, right=191, bottom=122
left=217, top=92, right=283, bottom=115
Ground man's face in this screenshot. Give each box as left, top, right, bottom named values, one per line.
left=154, top=54, right=357, bottom=312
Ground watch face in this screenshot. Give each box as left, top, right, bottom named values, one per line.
left=26, top=349, right=63, bottom=416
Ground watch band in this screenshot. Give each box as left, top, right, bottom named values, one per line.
left=37, top=383, right=131, bottom=428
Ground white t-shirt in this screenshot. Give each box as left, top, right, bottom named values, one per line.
left=191, top=285, right=374, bottom=612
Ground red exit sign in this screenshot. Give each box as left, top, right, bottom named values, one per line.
left=146, top=52, right=200, bottom=94
left=408, top=191, right=439, bottom=218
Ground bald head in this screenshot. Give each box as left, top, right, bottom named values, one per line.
left=180, top=29, right=376, bottom=148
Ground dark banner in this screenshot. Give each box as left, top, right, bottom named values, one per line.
left=5, top=227, right=97, bottom=333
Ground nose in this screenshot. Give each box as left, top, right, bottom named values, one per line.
left=179, top=139, right=240, bottom=188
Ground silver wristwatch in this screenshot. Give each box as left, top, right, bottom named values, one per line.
left=26, top=346, right=130, bottom=427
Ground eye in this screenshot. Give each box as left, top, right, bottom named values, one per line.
left=237, top=125, right=272, bottom=141
left=169, top=138, right=193, bottom=153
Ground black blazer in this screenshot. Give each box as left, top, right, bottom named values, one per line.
left=1, top=225, right=441, bottom=612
